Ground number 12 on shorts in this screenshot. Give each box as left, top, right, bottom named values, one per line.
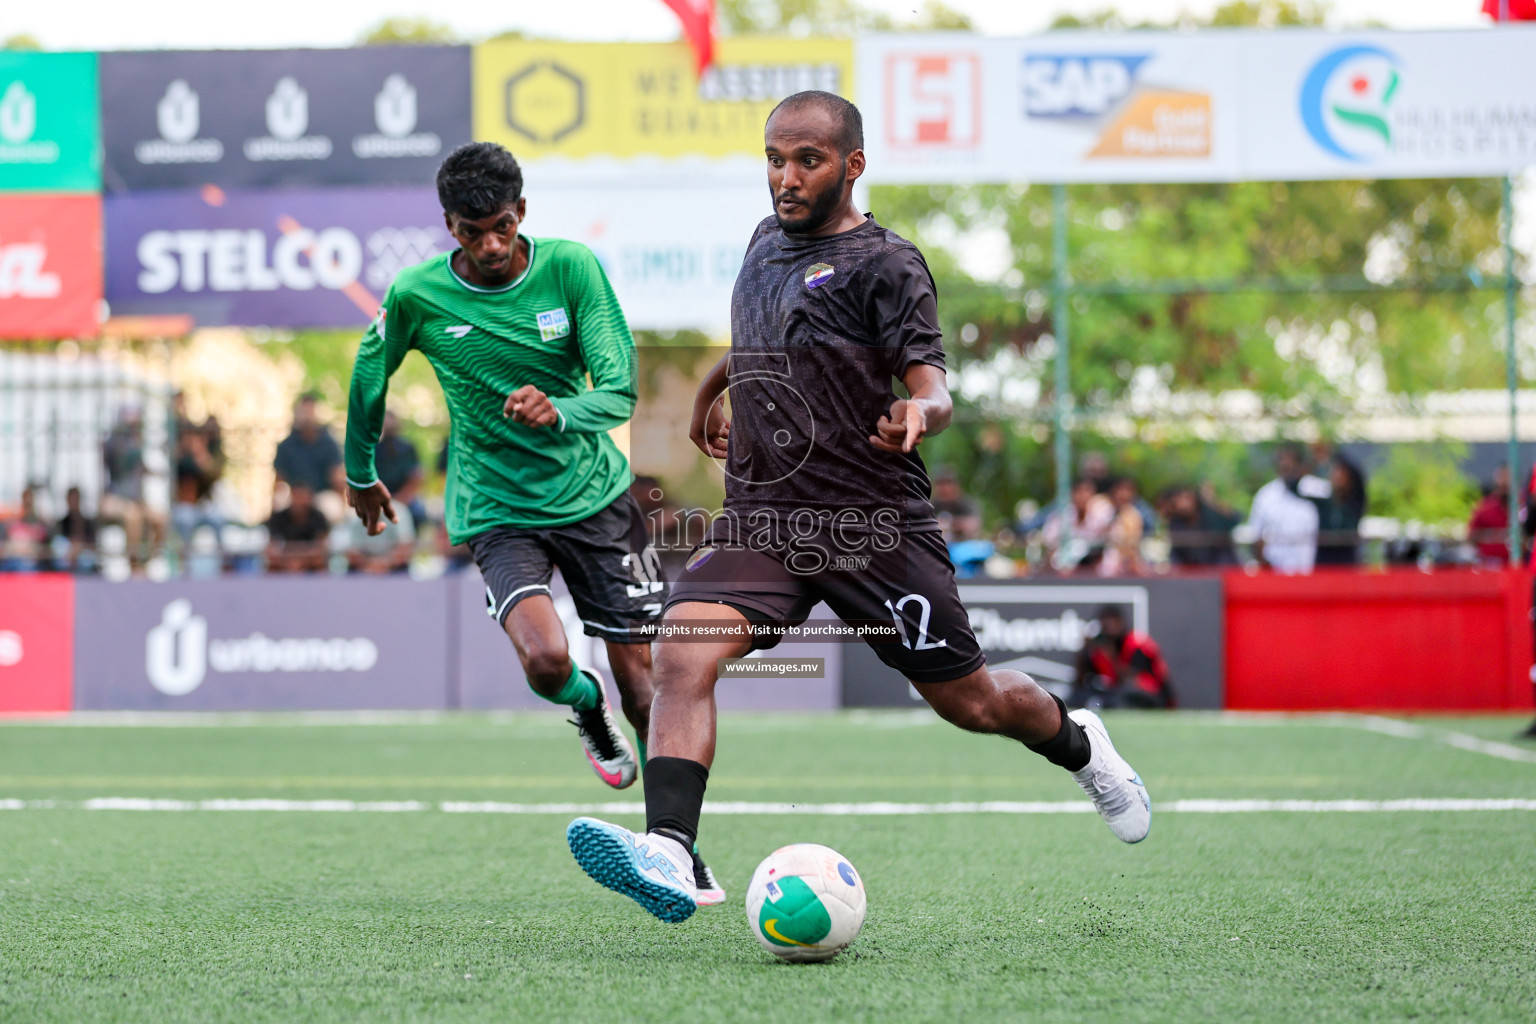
left=883, top=593, right=949, bottom=651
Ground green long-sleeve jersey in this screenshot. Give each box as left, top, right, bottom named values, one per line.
left=345, top=237, right=636, bottom=545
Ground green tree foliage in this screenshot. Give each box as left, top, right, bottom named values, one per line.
left=717, top=0, right=971, bottom=34
left=2, top=34, right=42, bottom=50
left=357, top=18, right=458, bottom=46
left=1367, top=442, right=1482, bottom=524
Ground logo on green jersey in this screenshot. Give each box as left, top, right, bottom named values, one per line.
left=537, top=307, right=570, bottom=342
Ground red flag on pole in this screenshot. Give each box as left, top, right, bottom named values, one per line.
left=1483, top=0, right=1536, bottom=20
left=660, top=0, right=716, bottom=75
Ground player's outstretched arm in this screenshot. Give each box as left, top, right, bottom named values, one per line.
left=689, top=355, right=732, bottom=459
left=870, top=363, right=952, bottom=454
left=346, top=480, right=397, bottom=537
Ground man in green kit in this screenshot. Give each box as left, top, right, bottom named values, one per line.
left=343, top=141, right=724, bottom=905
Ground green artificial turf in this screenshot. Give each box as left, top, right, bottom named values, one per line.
left=1, top=711, right=1533, bottom=1023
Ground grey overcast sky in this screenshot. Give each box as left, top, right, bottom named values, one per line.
left=10, top=0, right=1493, bottom=51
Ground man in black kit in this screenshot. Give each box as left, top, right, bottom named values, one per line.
left=566, top=92, right=1151, bottom=923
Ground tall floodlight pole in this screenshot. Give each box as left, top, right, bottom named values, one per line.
left=1504, top=174, right=1521, bottom=566
left=1052, top=183, right=1072, bottom=511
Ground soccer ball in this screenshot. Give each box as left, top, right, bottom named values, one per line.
left=744, top=843, right=866, bottom=963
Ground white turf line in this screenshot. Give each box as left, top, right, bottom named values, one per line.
left=2, top=798, right=1535, bottom=815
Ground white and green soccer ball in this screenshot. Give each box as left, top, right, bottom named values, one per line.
left=745, top=843, right=866, bottom=963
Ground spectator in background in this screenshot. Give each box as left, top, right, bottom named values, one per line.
left=0, top=486, right=51, bottom=571
left=100, top=406, right=163, bottom=567
left=56, top=486, right=97, bottom=573
left=274, top=393, right=344, bottom=518
left=346, top=501, right=416, bottom=574
left=932, top=467, right=982, bottom=541
left=172, top=395, right=228, bottom=543
left=1161, top=484, right=1237, bottom=567
left=1071, top=606, right=1172, bottom=710
left=1041, top=478, right=1113, bottom=573
left=373, top=411, right=425, bottom=526
left=1246, top=443, right=1328, bottom=575
left=1469, top=464, right=1512, bottom=567
left=1100, top=477, right=1147, bottom=576
left=265, top=484, right=331, bottom=573
left=1079, top=451, right=1113, bottom=495
left=1316, top=453, right=1367, bottom=566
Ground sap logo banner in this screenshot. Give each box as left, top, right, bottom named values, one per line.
left=0, top=194, right=102, bottom=339
left=100, top=48, right=470, bottom=189
left=1023, top=52, right=1210, bottom=160
left=105, top=186, right=449, bottom=328
left=146, top=599, right=378, bottom=696
left=0, top=51, right=99, bottom=191
left=76, top=578, right=450, bottom=711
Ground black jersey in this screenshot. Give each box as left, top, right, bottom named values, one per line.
left=724, top=215, right=947, bottom=532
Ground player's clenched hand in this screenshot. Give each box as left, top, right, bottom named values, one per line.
left=504, top=384, right=559, bottom=428
left=870, top=398, right=928, bottom=453
left=690, top=395, right=731, bottom=459
left=346, top=480, right=397, bottom=537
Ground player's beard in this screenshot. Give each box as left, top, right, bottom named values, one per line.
left=774, top=158, right=848, bottom=235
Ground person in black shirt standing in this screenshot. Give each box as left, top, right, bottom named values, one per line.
left=566, top=92, right=1152, bottom=924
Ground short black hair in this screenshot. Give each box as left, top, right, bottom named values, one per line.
left=436, top=142, right=523, bottom=220
left=767, top=90, right=864, bottom=156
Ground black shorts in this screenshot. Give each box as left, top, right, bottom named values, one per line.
left=666, top=522, right=985, bottom=684
left=466, top=492, right=666, bottom=643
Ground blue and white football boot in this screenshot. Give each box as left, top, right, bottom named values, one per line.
left=1068, top=708, right=1152, bottom=843
left=566, top=817, right=699, bottom=923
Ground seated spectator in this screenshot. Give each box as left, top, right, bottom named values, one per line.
left=1079, top=451, right=1112, bottom=495
left=55, top=486, right=98, bottom=573
left=1100, top=477, right=1147, bottom=576
left=1247, top=443, right=1328, bottom=575
left=1161, top=485, right=1237, bottom=567
left=373, top=411, right=426, bottom=525
left=1469, top=465, right=1512, bottom=567
left=346, top=503, right=416, bottom=574
left=265, top=485, right=331, bottom=573
left=1, top=486, right=52, bottom=571
left=1071, top=606, right=1173, bottom=710
left=99, top=406, right=164, bottom=567
left=274, top=393, right=344, bottom=520
left=932, top=467, right=983, bottom=543
left=1041, top=478, right=1113, bottom=573
left=173, top=398, right=228, bottom=544
left=1316, top=453, right=1367, bottom=566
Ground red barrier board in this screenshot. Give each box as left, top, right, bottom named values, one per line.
left=0, top=194, right=102, bottom=339
left=1225, top=569, right=1534, bottom=711
left=0, top=575, right=74, bottom=713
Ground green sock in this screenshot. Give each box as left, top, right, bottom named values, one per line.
left=545, top=663, right=602, bottom=712
left=636, top=736, right=648, bottom=767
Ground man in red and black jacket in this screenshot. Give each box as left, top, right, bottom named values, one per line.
left=1072, top=606, right=1174, bottom=710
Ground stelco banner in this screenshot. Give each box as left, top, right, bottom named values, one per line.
left=0, top=195, right=103, bottom=339
left=0, top=51, right=100, bottom=192
left=858, top=28, right=1536, bottom=184
left=99, top=47, right=471, bottom=191
left=104, top=186, right=451, bottom=327
left=473, top=37, right=853, bottom=163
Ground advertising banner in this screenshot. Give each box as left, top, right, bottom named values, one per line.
left=526, top=181, right=767, bottom=331
left=0, top=194, right=102, bottom=339
left=473, top=37, right=853, bottom=163
left=0, top=575, right=73, bottom=714
left=455, top=570, right=841, bottom=711
left=104, top=186, right=451, bottom=327
left=72, top=578, right=450, bottom=711
left=858, top=28, right=1536, bottom=184
left=841, top=577, right=1225, bottom=709
left=0, top=52, right=99, bottom=192
left=99, top=47, right=472, bottom=191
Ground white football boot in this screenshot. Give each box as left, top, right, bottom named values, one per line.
left=566, top=817, right=699, bottom=923
left=568, top=673, right=638, bottom=789
left=1068, top=708, right=1152, bottom=843
left=691, top=845, right=727, bottom=908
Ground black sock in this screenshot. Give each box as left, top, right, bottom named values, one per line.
left=1026, top=695, right=1092, bottom=772
left=644, top=756, right=709, bottom=849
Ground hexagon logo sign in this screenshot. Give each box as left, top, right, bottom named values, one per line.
left=504, top=62, right=584, bottom=145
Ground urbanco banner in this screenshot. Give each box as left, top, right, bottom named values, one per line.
left=0, top=195, right=102, bottom=339
left=0, top=52, right=99, bottom=192
left=858, top=28, right=1536, bottom=184
left=104, top=186, right=451, bottom=327
left=473, top=37, right=853, bottom=163
left=72, top=578, right=450, bottom=711
left=99, top=47, right=472, bottom=191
